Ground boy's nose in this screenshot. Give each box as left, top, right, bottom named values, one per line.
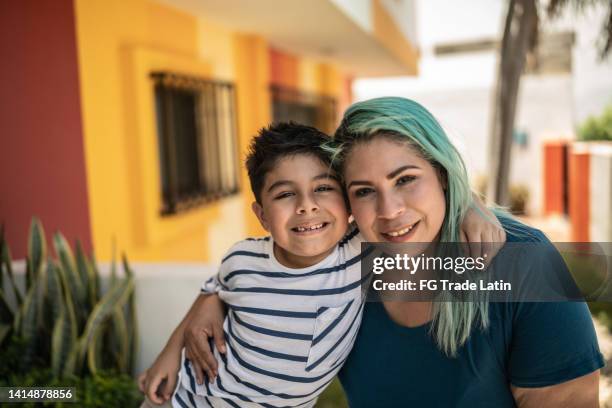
left=296, top=196, right=319, bottom=214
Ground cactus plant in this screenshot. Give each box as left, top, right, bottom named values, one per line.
left=0, top=218, right=138, bottom=378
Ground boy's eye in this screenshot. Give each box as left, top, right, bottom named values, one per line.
left=397, top=175, right=416, bottom=186
left=274, top=192, right=295, bottom=200
left=315, top=185, right=335, bottom=193
left=354, top=187, right=374, bottom=198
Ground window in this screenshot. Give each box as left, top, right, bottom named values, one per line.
left=152, top=72, right=239, bottom=215
left=271, top=85, right=337, bottom=134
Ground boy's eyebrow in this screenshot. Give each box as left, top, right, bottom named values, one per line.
left=313, top=172, right=340, bottom=182
left=267, top=180, right=293, bottom=192
left=267, top=173, right=339, bottom=192
left=346, top=165, right=420, bottom=189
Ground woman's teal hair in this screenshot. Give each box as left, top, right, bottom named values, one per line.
left=327, top=96, right=490, bottom=356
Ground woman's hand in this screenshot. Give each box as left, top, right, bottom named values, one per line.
left=138, top=344, right=182, bottom=405
left=460, top=194, right=506, bottom=261
left=183, top=293, right=227, bottom=384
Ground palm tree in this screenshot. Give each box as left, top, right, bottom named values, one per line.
left=487, top=0, right=612, bottom=206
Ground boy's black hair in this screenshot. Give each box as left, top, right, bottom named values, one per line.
left=246, top=122, right=332, bottom=203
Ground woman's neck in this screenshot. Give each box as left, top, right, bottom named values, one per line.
left=382, top=301, right=433, bottom=328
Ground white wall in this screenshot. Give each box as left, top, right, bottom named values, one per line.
left=124, top=263, right=217, bottom=375
left=329, top=0, right=372, bottom=33
left=380, top=0, right=418, bottom=45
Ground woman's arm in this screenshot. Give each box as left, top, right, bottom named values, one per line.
left=183, top=292, right=227, bottom=384
left=512, top=371, right=600, bottom=408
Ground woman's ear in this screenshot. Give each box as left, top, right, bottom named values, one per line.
left=437, top=167, right=448, bottom=190
left=251, top=201, right=270, bottom=231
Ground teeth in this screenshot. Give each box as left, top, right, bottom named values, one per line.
left=386, top=224, right=415, bottom=237
left=295, top=223, right=325, bottom=232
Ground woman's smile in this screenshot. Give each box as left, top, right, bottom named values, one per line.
left=380, top=219, right=421, bottom=242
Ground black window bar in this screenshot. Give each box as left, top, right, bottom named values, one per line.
left=270, top=85, right=337, bottom=135
left=152, top=72, right=240, bottom=215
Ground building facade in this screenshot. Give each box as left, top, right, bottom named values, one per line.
left=0, top=0, right=418, bottom=262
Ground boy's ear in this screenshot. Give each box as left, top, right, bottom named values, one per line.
left=251, top=201, right=270, bottom=231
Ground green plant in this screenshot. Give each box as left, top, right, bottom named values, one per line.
left=472, top=176, right=530, bottom=215
left=578, top=104, right=612, bottom=142
left=0, top=218, right=138, bottom=379
left=508, top=184, right=529, bottom=215
left=0, top=367, right=142, bottom=408
left=316, top=378, right=348, bottom=408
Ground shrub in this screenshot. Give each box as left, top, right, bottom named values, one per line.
left=0, top=218, right=140, bottom=407
left=578, top=105, right=612, bottom=142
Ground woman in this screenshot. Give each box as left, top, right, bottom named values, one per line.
left=145, top=97, right=603, bottom=407
left=330, top=97, right=603, bottom=407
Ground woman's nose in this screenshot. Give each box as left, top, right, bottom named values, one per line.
left=377, top=192, right=405, bottom=219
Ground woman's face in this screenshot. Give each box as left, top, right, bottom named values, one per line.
left=344, top=136, right=447, bottom=243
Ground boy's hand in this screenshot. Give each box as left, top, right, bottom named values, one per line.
left=184, top=293, right=227, bottom=384
left=461, top=196, right=506, bottom=262
left=138, top=347, right=181, bottom=405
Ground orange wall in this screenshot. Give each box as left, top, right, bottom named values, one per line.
left=543, top=141, right=567, bottom=215
left=269, top=48, right=351, bottom=131
left=569, top=150, right=590, bottom=241
left=269, top=48, right=299, bottom=88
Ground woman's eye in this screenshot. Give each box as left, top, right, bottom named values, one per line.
left=397, top=175, right=416, bottom=186
left=274, top=192, right=294, bottom=200
left=354, top=188, right=374, bottom=198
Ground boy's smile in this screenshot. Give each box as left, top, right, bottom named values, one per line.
left=252, top=154, right=349, bottom=269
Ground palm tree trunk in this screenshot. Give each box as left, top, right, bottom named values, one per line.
left=487, top=0, right=538, bottom=206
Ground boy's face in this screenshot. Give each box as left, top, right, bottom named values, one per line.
left=252, top=154, right=349, bottom=268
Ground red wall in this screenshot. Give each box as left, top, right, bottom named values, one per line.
left=0, top=0, right=92, bottom=258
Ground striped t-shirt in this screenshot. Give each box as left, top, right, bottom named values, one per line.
left=173, top=227, right=367, bottom=408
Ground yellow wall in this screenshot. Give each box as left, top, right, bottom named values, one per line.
left=74, top=0, right=351, bottom=262
left=74, top=0, right=252, bottom=262
left=197, top=17, right=235, bottom=81
left=372, top=0, right=419, bottom=75
left=234, top=35, right=272, bottom=237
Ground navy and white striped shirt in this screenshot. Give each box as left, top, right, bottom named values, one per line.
left=173, top=227, right=366, bottom=408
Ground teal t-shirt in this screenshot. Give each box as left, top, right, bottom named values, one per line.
left=338, top=223, right=604, bottom=407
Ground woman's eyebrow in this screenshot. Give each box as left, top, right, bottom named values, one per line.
left=387, top=164, right=420, bottom=179
left=347, top=165, right=420, bottom=189
left=346, top=180, right=370, bottom=189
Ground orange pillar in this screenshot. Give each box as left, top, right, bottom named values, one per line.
left=269, top=48, right=298, bottom=88
left=569, top=148, right=590, bottom=241
left=543, top=141, right=567, bottom=215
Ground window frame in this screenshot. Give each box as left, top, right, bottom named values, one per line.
left=152, top=71, right=240, bottom=216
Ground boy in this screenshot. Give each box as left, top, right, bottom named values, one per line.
left=144, top=122, right=365, bottom=407
left=140, top=122, right=501, bottom=407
